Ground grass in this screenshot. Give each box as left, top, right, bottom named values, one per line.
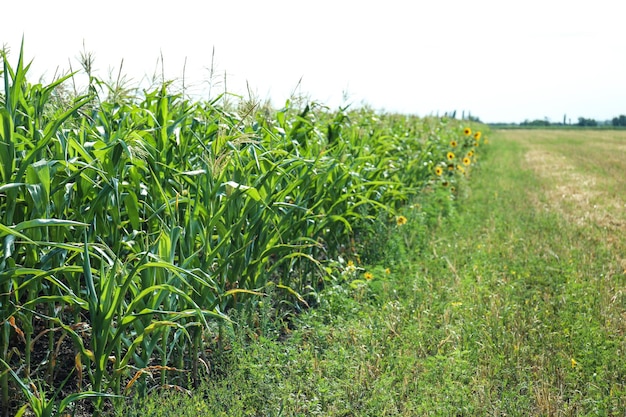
left=116, top=129, right=626, bottom=415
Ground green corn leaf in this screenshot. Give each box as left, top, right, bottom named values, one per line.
left=223, top=180, right=262, bottom=201
left=13, top=219, right=88, bottom=232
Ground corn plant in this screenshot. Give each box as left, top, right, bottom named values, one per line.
left=1, top=41, right=486, bottom=416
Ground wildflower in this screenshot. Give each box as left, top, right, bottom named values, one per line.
left=344, top=260, right=357, bottom=275
left=467, top=150, right=474, bottom=157
left=474, top=131, right=482, bottom=140
left=447, top=163, right=455, bottom=171
left=385, top=268, right=391, bottom=274
left=450, top=140, right=457, bottom=147
left=396, top=215, right=408, bottom=226
left=571, top=358, right=577, bottom=368
left=442, top=181, right=449, bottom=187
left=463, top=127, right=472, bottom=136
left=463, top=157, right=471, bottom=166
left=364, top=272, right=374, bottom=280
left=435, top=166, right=443, bottom=176
left=447, top=151, right=455, bottom=161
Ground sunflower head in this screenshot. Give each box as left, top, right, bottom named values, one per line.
left=463, top=157, right=471, bottom=166
left=364, top=272, right=374, bottom=280
left=450, top=140, right=457, bottom=148
left=435, top=166, right=443, bottom=176
left=474, top=131, right=482, bottom=140
left=396, top=215, right=408, bottom=226
left=463, top=127, right=472, bottom=136
left=447, top=151, right=455, bottom=161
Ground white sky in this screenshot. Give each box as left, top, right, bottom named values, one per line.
left=1, top=0, right=624, bottom=123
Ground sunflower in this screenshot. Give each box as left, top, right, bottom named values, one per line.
left=447, top=163, right=455, bottom=171
left=364, top=272, right=374, bottom=280
left=467, top=150, right=474, bottom=157
left=447, top=151, right=455, bottom=160
left=463, top=127, right=472, bottom=136
left=435, top=166, right=443, bottom=176
left=463, top=157, right=471, bottom=166
left=474, top=131, right=482, bottom=140
left=396, top=215, right=408, bottom=226
left=450, top=140, right=458, bottom=147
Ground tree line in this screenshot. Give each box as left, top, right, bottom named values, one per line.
left=515, top=114, right=626, bottom=127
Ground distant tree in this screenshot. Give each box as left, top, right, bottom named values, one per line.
left=521, top=119, right=550, bottom=127
left=577, top=117, right=597, bottom=127
left=612, top=115, right=626, bottom=126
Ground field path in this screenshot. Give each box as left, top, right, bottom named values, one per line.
left=409, top=128, right=626, bottom=414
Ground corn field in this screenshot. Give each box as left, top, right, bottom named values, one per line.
left=0, top=44, right=484, bottom=416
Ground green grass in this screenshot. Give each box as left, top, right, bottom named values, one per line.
left=116, top=129, right=626, bottom=416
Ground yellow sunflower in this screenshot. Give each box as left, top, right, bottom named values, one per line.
left=435, top=166, right=443, bottom=176
left=447, top=151, right=455, bottom=161
left=463, top=157, right=471, bottom=166
left=450, top=140, right=458, bottom=147
left=474, top=131, right=482, bottom=140
left=463, top=127, right=472, bottom=136
left=396, top=215, right=408, bottom=226
left=364, top=271, right=374, bottom=280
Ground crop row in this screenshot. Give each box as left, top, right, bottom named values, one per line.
left=0, top=44, right=485, bottom=416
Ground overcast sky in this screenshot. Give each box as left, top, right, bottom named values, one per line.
left=1, top=0, right=624, bottom=123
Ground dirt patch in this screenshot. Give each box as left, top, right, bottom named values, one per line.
left=524, top=148, right=626, bottom=232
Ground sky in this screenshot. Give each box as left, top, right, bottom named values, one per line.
left=1, top=0, right=624, bottom=123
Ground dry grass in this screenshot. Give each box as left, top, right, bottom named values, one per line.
left=511, top=130, right=626, bottom=234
